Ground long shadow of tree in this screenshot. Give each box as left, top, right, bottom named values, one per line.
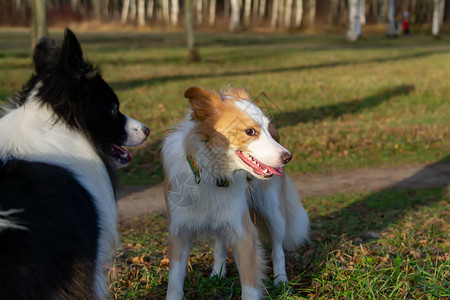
left=274, top=84, right=415, bottom=128
left=109, top=49, right=448, bottom=91
left=290, top=156, right=449, bottom=296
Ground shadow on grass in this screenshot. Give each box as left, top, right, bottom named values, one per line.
left=109, top=48, right=448, bottom=91
left=275, top=84, right=415, bottom=128
left=294, top=156, right=450, bottom=295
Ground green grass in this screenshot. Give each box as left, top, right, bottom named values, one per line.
left=0, top=29, right=449, bottom=185
left=109, top=187, right=449, bottom=299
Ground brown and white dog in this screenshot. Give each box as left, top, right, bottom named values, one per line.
left=162, top=87, right=309, bottom=299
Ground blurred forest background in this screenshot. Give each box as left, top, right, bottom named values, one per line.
left=1, top=0, right=448, bottom=34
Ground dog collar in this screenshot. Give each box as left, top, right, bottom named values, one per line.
left=186, top=155, right=230, bottom=188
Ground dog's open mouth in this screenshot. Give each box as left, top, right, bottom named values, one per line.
left=236, top=150, right=282, bottom=178
left=110, top=144, right=132, bottom=165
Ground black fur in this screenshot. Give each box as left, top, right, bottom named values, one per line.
left=0, top=160, right=98, bottom=299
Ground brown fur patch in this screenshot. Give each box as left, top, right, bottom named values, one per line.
left=231, top=211, right=264, bottom=288
left=185, top=86, right=260, bottom=153
left=221, top=87, right=252, bottom=101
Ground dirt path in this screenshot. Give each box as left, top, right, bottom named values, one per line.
left=117, top=161, right=450, bottom=221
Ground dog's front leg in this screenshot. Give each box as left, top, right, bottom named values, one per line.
left=166, top=234, right=191, bottom=300
left=230, top=211, right=264, bottom=300
left=211, top=234, right=227, bottom=278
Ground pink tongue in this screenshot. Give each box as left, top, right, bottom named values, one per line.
left=265, top=165, right=283, bottom=176
left=111, top=144, right=132, bottom=163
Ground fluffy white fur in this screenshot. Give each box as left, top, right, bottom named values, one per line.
left=0, top=89, right=117, bottom=299
left=163, top=89, right=310, bottom=299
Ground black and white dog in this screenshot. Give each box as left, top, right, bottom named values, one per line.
left=0, top=29, right=149, bottom=299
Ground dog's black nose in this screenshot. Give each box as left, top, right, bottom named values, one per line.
left=281, top=151, right=292, bottom=164
left=143, top=126, right=150, bottom=137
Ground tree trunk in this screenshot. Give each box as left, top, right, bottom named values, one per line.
left=432, top=0, right=441, bottom=36
left=185, top=0, right=200, bottom=62
left=209, top=0, right=216, bottom=25
left=294, top=0, right=303, bottom=27
left=252, top=0, right=259, bottom=21
left=244, top=0, right=252, bottom=26
left=329, top=0, right=338, bottom=24
left=338, top=0, right=348, bottom=25
left=93, top=0, right=101, bottom=18
left=439, top=0, right=445, bottom=26
left=259, top=0, right=266, bottom=18
left=162, top=0, right=170, bottom=24
left=304, top=0, right=315, bottom=27
left=271, top=0, right=279, bottom=28
left=131, top=0, right=138, bottom=21
left=196, top=0, right=203, bottom=24
left=230, top=0, right=241, bottom=31
left=360, top=0, right=366, bottom=24
left=386, top=0, right=397, bottom=36
left=171, top=0, right=179, bottom=25
left=121, top=0, right=130, bottom=23
left=347, top=0, right=361, bottom=41
left=70, top=0, right=80, bottom=11
left=147, top=0, right=154, bottom=18
left=410, top=0, right=416, bottom=23
left=31, top=0, right=48, bottom=50
left=285, top=0, right=293, bottom=29
left=138, top=0, right=145, bottom=26
left=224, top=0, right=230, bottom=20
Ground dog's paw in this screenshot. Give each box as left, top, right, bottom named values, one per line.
left=273, top=273, right=288, bottom=285
left=210, top=270, right=226, bottom=279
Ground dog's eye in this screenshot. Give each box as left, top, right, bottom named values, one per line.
left=245, top=128, right=257, bottom=136
left=111, top=107, right=118, bottom=116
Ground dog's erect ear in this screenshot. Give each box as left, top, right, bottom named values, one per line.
left=223, top=87, right=252, bottom=101
left=60, top=28, right=84, bottom=78
left=33, top=37, right=60, bottom=75
left=185, top=87, right=223, bottom=122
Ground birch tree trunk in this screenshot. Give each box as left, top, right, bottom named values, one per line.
left=230, top=0, right=241, bottom=31
left=271, top=0, right=279, bottom=28
left=360, top=0, right=366, bottom=24
left=304, top=0, right=315, bottom=27
left=196, top=0, right=203, bottom=24
left=93, top=0, right=101, bottom=18
left=209, top=0, right=216, bottom=25
left=285, top=0, right=293, bottom=29
left=147, top=0, right=154, bottom=18
left=432, top=0, right=441, bottom=36
left=31, top=0, right=48, bottom=50
left=386, top=0, right=396, bottom=36
left=278, top=0, right=285, bottom=28
left=346, top=0, right=361, bottom=41
left=121, top=0, right=130, bottom=23
left=162, top=0, right=170, bottom=24
left=259, top=0, right=266, bottom=18
left=244, top=0, right=252, bottom=26
left=185, top=0, right=200, bottom=62
left=252, top=0, right=259, bottom=21
left=138, top=0, right=145, bottom=26
left=171, top=0, right=179, bottom=25
left=130, top=0, right=137, bottom=21
left=294, top=0, right=303, bottom=27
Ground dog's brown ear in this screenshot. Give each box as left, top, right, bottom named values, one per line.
left=184, top=87, right=222, bottom=122
left=223, top=87, right=252, bottom=101
left=268, top=122, right=280, bottom=143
